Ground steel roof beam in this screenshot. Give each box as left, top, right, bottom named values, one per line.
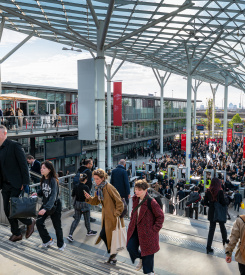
left=0, top=16, right=5, bottom=42
left=191, top=30, right=224, bottom=75
left=0, top=5, right=97, bottom=50
left=104, top=2, right=194, bottom=50
left=67, top=26, right=95, bottom=48
left=86, top=0, right=100, bottom=29
left=0, top=31, right=34, bottom=64
left=99, top=0, right=115, bottom=50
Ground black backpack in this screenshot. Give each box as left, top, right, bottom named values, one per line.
left=147, top=195, right=163, bottom=212
left=73, top=169, right=89, bottom=185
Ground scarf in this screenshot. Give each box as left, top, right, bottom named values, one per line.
left=95, top=181, right=107, bottom=201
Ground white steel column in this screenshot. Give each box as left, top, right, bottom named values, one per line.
left=96, top=21, right=106, bottom=170
left=223, top=76, right=229, bottom=152
left=212, top=91, right=215, bottom=138
left=107, top=64, right=112, bottom=169
left=186, top=60, right=192, bottom=181
left=160, top=77, right=164, bottom=154
left=193, top=87, right=197, bottom=138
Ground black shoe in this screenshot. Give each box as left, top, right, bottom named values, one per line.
left=206, top=247, right=214, bottom=254
left=90, top=217, right=96, bottom=222
left=223, top=239, right=229, bottom=246
left=86, top=230, right=97, bottom=236
left=106, top=254, right=117, bottom=265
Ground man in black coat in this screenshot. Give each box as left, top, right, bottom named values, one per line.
left=234, top=190, right=243, bottom=212
left=0, top=125, right=35, bottom=242
left=110, top=159, right=131, bottom=204
left=27, top=155, right=41, bottom=183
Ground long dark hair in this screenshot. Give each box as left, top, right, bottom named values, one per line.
left=40, top=160, right=59, bottom=185
left=209, top=177, right=222, bottom=201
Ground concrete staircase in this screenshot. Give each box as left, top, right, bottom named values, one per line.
left=0, top=224, right=140, bottom=275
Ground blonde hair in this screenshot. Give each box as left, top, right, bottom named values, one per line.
left=92, top=168, right=108, bottom=180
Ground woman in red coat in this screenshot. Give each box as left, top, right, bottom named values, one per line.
left=127, top=180, right=164, bottom=275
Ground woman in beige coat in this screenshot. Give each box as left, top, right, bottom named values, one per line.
left=226, top=215, right=245, bottom=274
left=85, top=168, right=124, bottom=264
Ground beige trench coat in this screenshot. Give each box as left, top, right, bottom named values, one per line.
left=86, top=183, right=124, bottom=251
left=226, top=215, right=245, bottom=264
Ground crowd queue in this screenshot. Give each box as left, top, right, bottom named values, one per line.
left=1, top=125, right=245, bottom=274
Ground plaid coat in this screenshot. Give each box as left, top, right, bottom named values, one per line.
left=127, top=192, right=164, bottom=257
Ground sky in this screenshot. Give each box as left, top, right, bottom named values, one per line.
left=0, top=28, right=243, bottom=109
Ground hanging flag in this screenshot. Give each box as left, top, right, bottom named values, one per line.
left=113, top=82, right=122, bottom=126
left=181, top=134, right=186, bottom=151
left=227, top=129, right=232, bottom=143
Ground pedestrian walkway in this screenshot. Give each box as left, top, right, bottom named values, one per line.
left=0, top=209, right=239, bottom=275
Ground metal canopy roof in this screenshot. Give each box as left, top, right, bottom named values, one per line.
left=1, top=0, right=245, bottom=90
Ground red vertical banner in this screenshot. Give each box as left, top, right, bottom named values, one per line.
left=113, top=82, right=122, bottom=126
left=227, top=129, right=232, bottom=143
left=181, top=134, right=186, bottom=151
left=243, top=137, right=245, bottom=159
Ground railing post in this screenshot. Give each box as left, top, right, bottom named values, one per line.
left=68, top=176, right=72, bottom=209
left=67, top=115, right=70, bottom=130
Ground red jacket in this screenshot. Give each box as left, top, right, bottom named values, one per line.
left=127, top=193, right=164, bottom=257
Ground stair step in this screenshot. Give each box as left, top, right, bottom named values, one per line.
left=0, top=225, right=139, bottom=275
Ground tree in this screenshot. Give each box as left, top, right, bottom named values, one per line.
left=205, top=98, right=213, bottom=138
left=229, top=113, right=242, bottom=128
left=214, top=118, right=221, bottom=125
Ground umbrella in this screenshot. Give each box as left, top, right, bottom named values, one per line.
left=0, top=93, right=46, bottom=113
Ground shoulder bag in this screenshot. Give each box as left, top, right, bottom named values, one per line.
left=9, top=191, right=38, bottom=219
left=213, top=191, right=227, bottom=223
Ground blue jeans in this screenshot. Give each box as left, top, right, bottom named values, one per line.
left=127, top=227, right=154, bottom=274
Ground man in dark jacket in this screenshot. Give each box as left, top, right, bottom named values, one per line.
left=27, top=155, right=41, bottom=183
left=110, top=159, right=131, bottom=204
left=186, top=187, right=201, bottom=219
left=77, top=159, right=96, bottom=222
left=176, top=187, right=185, bottom=209
left=234, top=190, right=243, bottom=212
left=0, top=125, right=35, bottom=242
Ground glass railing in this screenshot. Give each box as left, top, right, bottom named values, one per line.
left=2, top=114, right=78, bottom=133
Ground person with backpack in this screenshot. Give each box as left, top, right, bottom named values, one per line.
left=127, top=179, right=164, bottom=275
left=186, top=187, right=201, bottom=220
left=225, top=215, right=245, bottom=274
left=67, top=173, right=97, bottom=242
left=76, top=159, right=96, bottom=222
left=32, top=161, right=65, bottom=251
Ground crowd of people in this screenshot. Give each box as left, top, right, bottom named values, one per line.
left=1, top=125, right=245, bottom=274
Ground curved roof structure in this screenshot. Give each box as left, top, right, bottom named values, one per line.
left=0, top=0, right=245, bottom=90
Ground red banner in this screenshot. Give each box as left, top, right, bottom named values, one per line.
left=181, top=134, right=186, bottom=151
left=243, top=137, right=245, bottom=159
left=113, top=82, right=122, bottom=126
left=227, top=129, right=232, bottom=143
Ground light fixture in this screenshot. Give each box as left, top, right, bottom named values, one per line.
left=62, top=47, right=82, bottom=52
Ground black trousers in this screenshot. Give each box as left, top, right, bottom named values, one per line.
left=36, top=200, right=64, bottom=248
left=189, top=206, right=198, bottom=219
left=207, top=221, right=227, bottom=249
left=100, top=225, right=110, bottom=253
left=127, top=227, right=154, bottom=274
left=1, top=183, right=32, bottom=236
left=239, top=263, right=245, bottom=275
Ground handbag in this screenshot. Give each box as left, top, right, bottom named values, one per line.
left=110, top=217, right=127, bottom=255
left=9, top=192, right=38, bottom=219
left=241, top=202, right=245, bottom=210
left=45, top=186, right=60, bottom=216
left=213, top=192, right=227, bottom=223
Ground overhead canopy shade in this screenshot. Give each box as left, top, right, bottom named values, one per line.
left=0, top=93, right=46, bottom=101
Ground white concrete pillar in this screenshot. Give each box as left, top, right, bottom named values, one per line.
left=186, top=60, right=192, bottom=180
left=107, top=64, right=112, bottom=169
left=223, top=76, right=229, bottom=152
left=160, top=77, right=164, bottom=155
left=96, top=21, right=106, bottom=170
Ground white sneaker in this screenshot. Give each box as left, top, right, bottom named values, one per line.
left=58, top=243, right=66, bottom=251
left=135, top=259, right=143, bottom=271
left=42, top=239, right=54, bottom=248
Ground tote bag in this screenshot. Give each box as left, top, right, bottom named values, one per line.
left=110, top=217, right=127, bottom=255
left=9, top=195, right=38, bottom=219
